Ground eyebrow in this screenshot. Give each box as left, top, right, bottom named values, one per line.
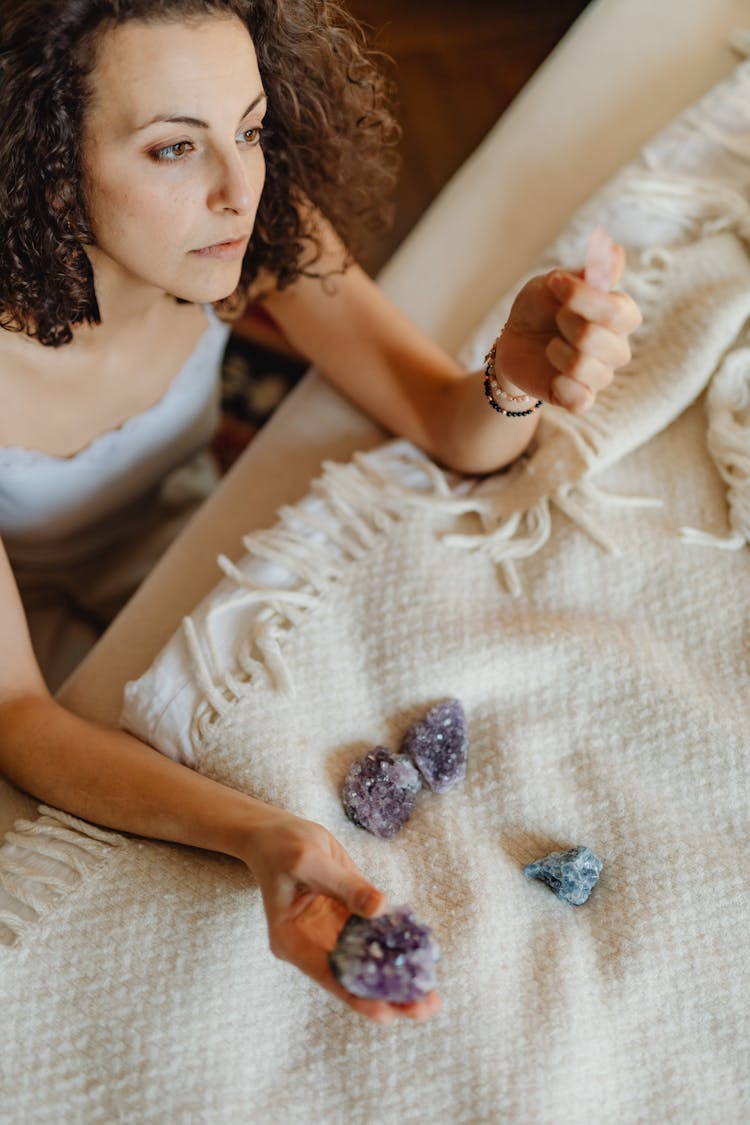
left=136, top=90, right=267, bottom=132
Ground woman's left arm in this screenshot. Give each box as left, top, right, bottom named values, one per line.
left=255, top=216, right=641, bottom=475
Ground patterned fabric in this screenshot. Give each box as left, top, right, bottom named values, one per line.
left=212, top=333, right=307, bottom=475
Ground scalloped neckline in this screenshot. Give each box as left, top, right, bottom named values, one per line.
left=0, top=308, right=227, bottom=466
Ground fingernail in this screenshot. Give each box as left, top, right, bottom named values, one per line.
left=359, top=888, right=382, bottom=915
left=553, top=375, right=587, bottom=409
left=547, top=272, right=570, bottom=299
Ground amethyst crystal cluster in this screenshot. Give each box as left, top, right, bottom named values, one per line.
left=341, top=748, right=422, bottom=839
left=341, top=699, right=468, bottom=838
left=329, top=906, right=440, bottom=1002
left=524, top=846, right=602, bottom=905
left=332, top=705, right=606, bottom=1006
left=401, top=699, right=468, bottom=794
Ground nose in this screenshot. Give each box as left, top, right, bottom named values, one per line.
left=208, top=149, right=256, bottom=215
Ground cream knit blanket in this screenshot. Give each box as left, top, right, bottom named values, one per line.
left=1, top=59, right=749, bottom=1125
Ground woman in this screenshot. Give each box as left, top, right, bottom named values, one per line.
left=0, top=0, right=640, bottom=1022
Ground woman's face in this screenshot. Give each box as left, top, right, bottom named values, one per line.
left=81, top=14, right=267, bottom=303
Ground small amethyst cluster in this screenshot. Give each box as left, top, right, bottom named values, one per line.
left=329, top=905, right=440, bottom=1002
left=341, top=748, right=422, bottom=839
left=401, top=699, right=468, bottom=794
left=341, top=699, right=468, bottom=839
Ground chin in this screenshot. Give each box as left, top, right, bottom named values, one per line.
left=171, top=268, right=245, bottom=306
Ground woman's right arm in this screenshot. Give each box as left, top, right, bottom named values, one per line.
left=0, top=538, right=277, bottom=855
left=0, top=540, right=438, bottom=1023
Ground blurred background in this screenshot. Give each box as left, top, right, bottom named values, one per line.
left=213, top=0, right=593, bottom=470
left=350, top=0, right=593, bottom=272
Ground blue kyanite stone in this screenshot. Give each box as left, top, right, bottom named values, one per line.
left=342, top=747, right=422, bottom=838
left=329, top=905, right=440, bottom=1002
left=401, top=698, right=468, bottom=793
left=523, top=846, right=603, bottom=905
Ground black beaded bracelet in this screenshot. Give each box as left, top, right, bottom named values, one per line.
left=483, top=375, right=543, bottom=417
left=482, top=341, right=543, bottom=417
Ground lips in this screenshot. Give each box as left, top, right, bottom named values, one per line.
left=190, top=235, right=250, bottom=260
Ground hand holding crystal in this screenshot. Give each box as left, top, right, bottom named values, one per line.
left=494, top=227, right=642, bottom=414
left=239, top=805, right=441, bottom=1023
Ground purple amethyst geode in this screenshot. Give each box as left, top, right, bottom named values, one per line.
left=329, top=906, right=440, bottom=1002
left=341, top=747, right=422, bottom=839
left=401, top=699, right=468, bottom=793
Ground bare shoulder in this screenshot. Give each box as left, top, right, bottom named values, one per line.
left=0, top=299, right=208, bottom=373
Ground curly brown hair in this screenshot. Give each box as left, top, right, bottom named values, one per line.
left=0, top=0, right=400, bottom=346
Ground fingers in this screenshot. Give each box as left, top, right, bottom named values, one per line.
left=295, top=845, right=386, bottom=918
left=555, top=306, right=632, bottom=369
left=257, top=821, right=439, bottom=1025
left=545, top=337, right=610, bottom=409
left=544, top=264, right=641, bottom=412
left=547, top=270, right=642, bottom=335
left=343, top=987, right=441, bottom=1025
left=394, top=990, right=442, bottom=1021
left=273, top=914, right=441, bottom=1025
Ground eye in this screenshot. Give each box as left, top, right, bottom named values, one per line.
left=237, top=125, right=264, bottom=147
left=150, top=140, right=194, bottom=163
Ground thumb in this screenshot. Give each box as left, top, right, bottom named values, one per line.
left=347, top=880, right=386, bottom=918
left=301, top=850, right=385, bottom=917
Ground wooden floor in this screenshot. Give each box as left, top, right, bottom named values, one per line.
left=348, top=0, right=593, bottom=272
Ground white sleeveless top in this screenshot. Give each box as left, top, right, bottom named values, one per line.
left=0, top=307, right=230, bottom=566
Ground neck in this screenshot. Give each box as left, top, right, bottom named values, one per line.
left=75, top=246, right=173, bottom=348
